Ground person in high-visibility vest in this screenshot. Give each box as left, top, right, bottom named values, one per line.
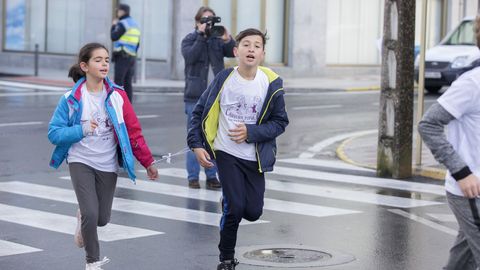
left=111, top=4, right=140, bottom=102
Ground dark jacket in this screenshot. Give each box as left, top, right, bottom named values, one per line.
left=187, top=67, right=289, bottom=173
left=181, top=30, right=235, bottom=102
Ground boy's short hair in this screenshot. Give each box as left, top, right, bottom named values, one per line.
left=475, top=16, right=480, bottom=50
left=235, top=28, right=267, bottom=49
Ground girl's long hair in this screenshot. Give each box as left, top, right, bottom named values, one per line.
left=68, top=43, right=109, bottom=83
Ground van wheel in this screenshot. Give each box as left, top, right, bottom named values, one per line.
left=425, top=86, right=441, bottom=94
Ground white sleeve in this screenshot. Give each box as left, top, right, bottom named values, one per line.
left=438, top=75, right=480, bottom=119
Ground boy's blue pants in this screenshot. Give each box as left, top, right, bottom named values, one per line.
left=215, top=150, right=265, bottom=261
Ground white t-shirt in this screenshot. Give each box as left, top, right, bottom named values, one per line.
left=213, top=67, right=269, bottom=161
left=438, top=67, right=480, bottom=196
left=68, top=84, right=118, bottom=172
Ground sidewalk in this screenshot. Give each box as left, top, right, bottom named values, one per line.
left=0, top=67, right=381, bottom=93
left=0, top=67, right=445, bottom=180
left=336, top=131, right=446, bottom=180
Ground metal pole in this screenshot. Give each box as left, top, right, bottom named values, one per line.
left=34, top=44, right=39, bottom=76
left=140, top=0, right=147, bottom=85
left=414, top=0, right=428, bottom=166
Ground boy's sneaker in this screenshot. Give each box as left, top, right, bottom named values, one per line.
left=85, top=257, right=110, bottom=270
left=217, top=259, right=238, bottom=270
left=75, top=209, right=84, bottom=248
left=206, top=178, right=222, bottom=189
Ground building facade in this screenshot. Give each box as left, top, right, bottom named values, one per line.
left=0, top=0, right=477, bottom=79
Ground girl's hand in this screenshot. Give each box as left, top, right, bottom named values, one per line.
left=146, top=165, right=158, bottom=180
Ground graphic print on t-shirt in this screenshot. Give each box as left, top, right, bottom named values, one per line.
left=91, top=111, right=113, bottom=140
left=225, top=95, right=263, bottom=124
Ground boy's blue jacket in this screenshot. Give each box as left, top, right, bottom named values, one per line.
left=187, top=67, right=289, bottom=173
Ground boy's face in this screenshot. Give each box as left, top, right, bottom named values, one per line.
left=234, top=35, right=265, bottom=68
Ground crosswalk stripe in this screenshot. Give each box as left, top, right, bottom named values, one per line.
left=271, top=166, right=445, bottom=196
left=0, top=181, right=266, bottom=227
left=0, top=240, right=42, bottom=257
left=427, top=213, right=457, bottom=223
left=278, top=158, right=374, bottom=172
left=151, top=168, right=442, bottom=208
left=111, top=177, right=359, bottom=218
left=389, top=209, right=457, bottom=236
left=0, top=203, right=162, bottom=242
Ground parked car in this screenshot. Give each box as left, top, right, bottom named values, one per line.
left=415, top=17, right=480, bottom=93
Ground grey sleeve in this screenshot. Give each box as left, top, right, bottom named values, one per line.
left=418, top=102, right=471, bottom=179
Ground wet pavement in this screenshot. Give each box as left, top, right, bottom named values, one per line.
left=0, top=81, right=457, bottom=270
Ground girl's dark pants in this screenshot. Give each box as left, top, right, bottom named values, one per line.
left=215, top=150, right=265, bottom=261
left=69, top=162, right=117, bottom=263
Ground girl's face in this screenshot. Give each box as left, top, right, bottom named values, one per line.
left=234, top=35, right=265, bottom=69
left=80, top=48, right=109, bottom=81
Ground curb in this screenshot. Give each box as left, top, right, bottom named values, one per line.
left=336, top=134, right=446, bottom=181
left=0, top=79, right=383, bottom=94
left=345, top=86, right=381, bottom=92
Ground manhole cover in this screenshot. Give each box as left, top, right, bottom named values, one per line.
left=244, top=248, right=331, bottom=263
left=237, top=245, right=355, bottom=268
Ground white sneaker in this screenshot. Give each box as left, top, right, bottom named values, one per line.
left=75, top=209, right=84, bottom=248
left=85, top=257, right=110, bottom=270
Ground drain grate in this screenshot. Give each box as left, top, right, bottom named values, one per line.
left=237, top=245, right=355, bottom=268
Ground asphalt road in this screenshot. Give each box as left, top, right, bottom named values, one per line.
left=0, top=85, right=454, bottom=270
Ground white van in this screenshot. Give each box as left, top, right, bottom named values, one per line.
left=415, top=17, right=480, bottom=93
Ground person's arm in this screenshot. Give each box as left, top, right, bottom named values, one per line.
left=111, top=22, right=126, bottom=41
left=222, top=35, right=236, bottom=58
left=419, top=102, right=480, bottom=198
left=48, top=96, right=84, bottom=146
left=245, top=91, right=289, bottom=143
left=118, top=90, right=158, bottom=179
left=181, top=32, right=207, bottom=65
left=418, top=102, right=470, bottom=177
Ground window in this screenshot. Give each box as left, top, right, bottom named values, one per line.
left=4, top=0, right=85, bottom=54
left=120, top=0, right=171, bottom=60
left=204, top=0, right=288, bottom=64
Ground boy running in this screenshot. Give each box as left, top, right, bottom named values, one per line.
left=187, top=28, right=289, bottom=269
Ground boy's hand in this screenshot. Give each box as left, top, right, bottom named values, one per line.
left=229, top=123, right=247, bottom=143
left=146, top=165, right=158, bottom=180
left=458, top=174, right=480, bottom=198
left=193, top=148, right=214, bottom=168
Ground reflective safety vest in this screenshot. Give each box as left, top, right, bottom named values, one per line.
left=113, top=17, right=141, bottom=56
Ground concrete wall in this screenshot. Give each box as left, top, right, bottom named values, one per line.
left=170, top=0, right=202, bottom=79
left=274, top=0, right=328, bottom=77
left=84, top=0, right=112, bottom=45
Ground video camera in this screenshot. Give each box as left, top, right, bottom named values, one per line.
left=200, top=16, right=225, bottom=37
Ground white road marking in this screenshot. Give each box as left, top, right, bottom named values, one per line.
left=0, top=181, right=266, bottom=227
left=299, top=130, right=377, bottom=158
left=278, top=158, right=374, bottom=172
left=291, top=105, right=342, bottom=111
left=0, top=240, right=42, bottom=257
left=151, top=168, right=442, bottom=208
left=0, top=203, right=162, bottom=242
left=0, top=121, right=43, bottom=127
left=271, top=166, right=445, bottom=196
left=427, top=213, right=457, bottom=223
left=388, top=209, right=457, bottom=236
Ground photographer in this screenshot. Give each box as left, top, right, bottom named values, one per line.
left=181, top=6, right=235, bottom=189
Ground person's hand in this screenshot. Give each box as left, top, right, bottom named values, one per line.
left=458, top=174, right=480, bottom=198
left=146, top=165, right=158, bottom=180
left=197, top=22, right=207, bottom=34
left=193, top=148, right=214, bottom=168
left=82, top=119, right=98, bottom=136
left=221, top=27, right=231, bottom=42
left=112, top=18, right=119, bottom=26
left=229, top=123, right=247, bottom=143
